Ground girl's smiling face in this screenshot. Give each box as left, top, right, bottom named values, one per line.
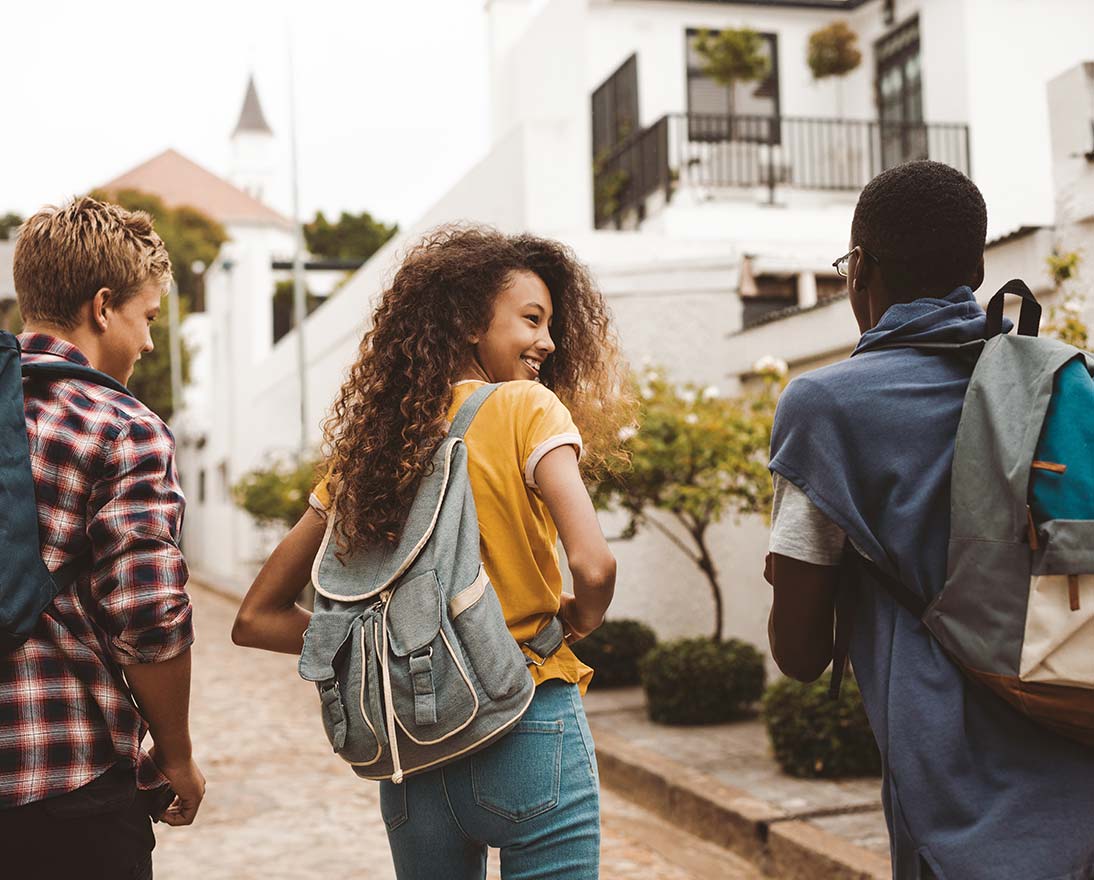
left=466, top=270, right=556, bottom=383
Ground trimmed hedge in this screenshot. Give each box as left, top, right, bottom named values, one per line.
left=762, top=672, right=881, bottom=779
left=639, top=637, right=766, bottom=725
left=571, top=619, right=658, bottom=689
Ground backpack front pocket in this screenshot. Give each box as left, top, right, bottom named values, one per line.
left=450, top=566, right=530, bottom=700
left=316, top=614, right=385, bottom=766
left=386, top=570, right=478, bottom=743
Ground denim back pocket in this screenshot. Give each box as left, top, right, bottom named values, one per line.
left=470, top=719, right=563, bottom=822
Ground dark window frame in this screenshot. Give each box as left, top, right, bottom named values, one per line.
left=685, top=27, right=781, bottom=143
left=874, top=15, right=926, bottom=167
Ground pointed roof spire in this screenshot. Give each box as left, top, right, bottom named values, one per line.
left=232, top=74, right=273, bottom=137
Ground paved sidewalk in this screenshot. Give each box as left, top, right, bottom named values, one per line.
left=583, top=688, right=892, bottom=879
left=154, top=583, right=762, bottom=879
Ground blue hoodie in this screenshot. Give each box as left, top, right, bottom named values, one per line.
left=770, top=288, right=1094, bottom=880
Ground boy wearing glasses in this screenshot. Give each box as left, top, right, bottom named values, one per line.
left=764, top=161, right=1094, bottom=880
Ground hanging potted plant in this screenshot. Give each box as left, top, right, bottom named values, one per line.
left=806, top=21, right=862, bottom=119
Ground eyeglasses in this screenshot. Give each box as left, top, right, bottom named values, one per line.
left=832, top=246, right=881, bottom=278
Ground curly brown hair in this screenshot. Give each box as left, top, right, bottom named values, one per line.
left=321, top=224, right=633, bottom=553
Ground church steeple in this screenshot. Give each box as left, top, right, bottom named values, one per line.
left=229, top=74, right=277, bottom=204
left=232, top=75, right=273, bottom=138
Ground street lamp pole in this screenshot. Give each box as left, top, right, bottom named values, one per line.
left=167, top=279, right=183, bottom=420
left=288, top=37, right=309, bottom=461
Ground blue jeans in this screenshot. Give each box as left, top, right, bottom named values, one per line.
left=380, top=680, right=600, bottom=879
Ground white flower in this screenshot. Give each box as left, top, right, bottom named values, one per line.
left=702, top=385, right=720, bottom=400
left=679, top=388, right=697, bottom=405
left=753, top=355, right=788, bottom=378
left=644, top=369, right=660, bottom=383
left=617, top=425, right=638, bottom=442
left=685, top=413, right=699, bottom=425
left=286, top=489, right=302, bottom=501
left=1063, top=299, right=1083, bottom=316
left=640, top=386, right=654, bottom=400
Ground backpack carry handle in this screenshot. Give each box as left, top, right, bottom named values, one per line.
left=985, top=279, right=1041, bottom=339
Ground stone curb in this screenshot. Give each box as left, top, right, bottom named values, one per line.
left=590, top=725, right=890, bottom=880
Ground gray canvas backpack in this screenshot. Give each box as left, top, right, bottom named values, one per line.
left=833, top=281, right=1094, bottom=747
left=299, top=383, right=565, bottom=782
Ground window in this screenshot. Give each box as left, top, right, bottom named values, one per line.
left=875, top=17, right=925, bottom=168
left=686, top=28, right=780, bottom=142
left=591, top=54, right=639, bottom=160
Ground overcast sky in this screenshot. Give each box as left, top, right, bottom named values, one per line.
left=1, top=0, right=492, bottom=228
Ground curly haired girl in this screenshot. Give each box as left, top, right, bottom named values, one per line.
left=234, top=225, right=632, bottom=878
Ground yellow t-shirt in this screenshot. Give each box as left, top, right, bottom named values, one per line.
left=310, top=379, right=594, bottom=694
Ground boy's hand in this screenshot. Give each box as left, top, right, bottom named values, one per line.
left=559, top=592, right=602, bottom=644
left=149, top=748, right=206, bottom=826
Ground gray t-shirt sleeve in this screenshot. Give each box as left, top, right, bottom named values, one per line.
left=768, top=472, right=846, bottom=566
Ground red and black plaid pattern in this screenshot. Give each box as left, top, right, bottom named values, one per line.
left=0, top=334, right=193, bottom=808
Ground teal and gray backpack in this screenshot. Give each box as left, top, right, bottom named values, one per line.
left=299, top=383, right=565, bottom=782
left=1, top=330, right=132, bottom=651
left=834, top=281, right=1094, bottom=747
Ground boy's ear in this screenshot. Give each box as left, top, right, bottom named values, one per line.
left=90, top=287, right=112, bottom=333
left=970, top=255, right=986, bottom=293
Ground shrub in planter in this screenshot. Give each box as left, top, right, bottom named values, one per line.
left=639, top=637, right=766, bottom=725
left=762, top=672, right=881, bottom=779
left=571, top=619, right=657, bottom=689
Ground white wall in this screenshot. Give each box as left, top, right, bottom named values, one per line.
left=959, top=0, right=1094, bottom=237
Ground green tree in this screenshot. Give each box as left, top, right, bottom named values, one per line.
left=304, top=210, right=398, bottom=261
left=88, top=188, right=228, bottom=420
left=1043, top=250, right=1088, bottom=350
left=233, top=455, right=321, bottom=530
left=693, top=28, right=771, bottom=118
left=0, top=212, right=24, bottom=240
left=0, top=299, right=22, bottom=333
left=272, top=279, right=325, bottom=344
left=589, top=361, right=786, bottom=641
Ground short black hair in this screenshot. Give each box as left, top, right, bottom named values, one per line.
left=851, top=160, right=987, bottom=300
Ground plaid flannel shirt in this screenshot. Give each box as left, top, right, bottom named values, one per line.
left=0, top=334, right=194, bottom=809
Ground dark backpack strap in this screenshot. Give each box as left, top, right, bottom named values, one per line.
left=522, top=616, right=566, bottom=667
left=829, top=544, right=929, bottom=699
left=22, top=361, right=133, bottom=397
left=448, top=383, right=501, bottom=439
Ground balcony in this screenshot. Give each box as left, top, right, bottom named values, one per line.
left=593, top=113, right=971, bottom=229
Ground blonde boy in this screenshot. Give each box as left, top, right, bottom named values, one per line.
left=1, top=197, right=203, bottom=880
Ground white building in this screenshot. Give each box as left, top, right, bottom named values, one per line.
left=177, top=2, right=1094, bottom=656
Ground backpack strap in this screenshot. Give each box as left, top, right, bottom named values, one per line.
left=829, top=544, right=929, bottom=699
left=522, top=616, right=566, bottom=667
left=448, top=383, right=501, bottom=439
left=448, top=382, right=567, bottom=667
left=22, top=361, right=133, bottom=397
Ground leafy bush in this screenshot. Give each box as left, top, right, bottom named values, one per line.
left=232, top=456, right=321, bottom=530
left=571, top=619, right=657, bottom=689
left=639, top=637, right=765, bottom=725
left=762, top=672, right=881, bottom=779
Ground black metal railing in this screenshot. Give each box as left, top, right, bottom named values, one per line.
left=593, top=113, right=971, bottom=228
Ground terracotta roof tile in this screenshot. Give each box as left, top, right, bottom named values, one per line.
left=99, top=148, right=291, bottom=229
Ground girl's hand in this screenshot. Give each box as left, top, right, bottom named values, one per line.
left=559, top=592, right=601, bottom=644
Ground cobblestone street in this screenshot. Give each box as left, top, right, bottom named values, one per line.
left=154, top=584, right=759, bottom=879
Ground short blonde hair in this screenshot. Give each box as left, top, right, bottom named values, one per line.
left=13, top=196, right=172, bottom=329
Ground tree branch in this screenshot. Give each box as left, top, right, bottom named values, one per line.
left=643, top=513, right=701, bottom=566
